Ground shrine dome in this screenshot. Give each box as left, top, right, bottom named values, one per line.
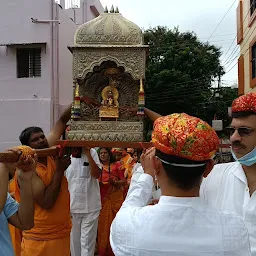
left=74, top=6, right=144, bottom=46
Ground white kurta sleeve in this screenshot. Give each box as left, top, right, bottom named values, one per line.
left=90, top=148, right=102, bottom=169
left=128, top=164, right=144, bottom=189
left=110, top=173, right=153, bottom=255
left=122, top=173, right=153, bottom=208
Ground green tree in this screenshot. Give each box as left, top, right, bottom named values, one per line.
left=204, top=86, right=238, bottom=137
left=144, top=26, right=225, bottom=119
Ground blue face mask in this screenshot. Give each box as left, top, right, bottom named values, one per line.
left=231, top=147, right=256, bottom=167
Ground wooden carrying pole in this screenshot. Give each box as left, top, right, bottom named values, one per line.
left=0, top=147, right=60, bottom=163
left=56, top=140, right=153, bottom=149
left=0, top=141, right=153, bottom=163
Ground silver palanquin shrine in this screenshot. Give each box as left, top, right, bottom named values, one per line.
left=67, top=6, right=148, bottom=142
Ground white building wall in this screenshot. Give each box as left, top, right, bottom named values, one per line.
left=240, top=0, right=256, bottom=93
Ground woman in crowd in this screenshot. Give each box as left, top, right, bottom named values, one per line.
left=97, top=148, right=126, bottom=256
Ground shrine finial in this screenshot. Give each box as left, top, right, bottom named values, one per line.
left=110, top=5, right=114, bottom=13
left=115, top=6, right=119, bottom=13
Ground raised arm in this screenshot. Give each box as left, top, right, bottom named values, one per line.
left=122, top=147, right=156, bottom=208
left=32, top=156, right=71, bottom=209
left=84, top=148, right=101, bottom=179
left=0, top=164, right=10, bottom=213
left=144, top=107, right=162, bottom=122
left=47, top=104, right=72, bottom=147
left=0, top=149, right=22, bottom=213
left=8, top=154, right=36, bottom=230
left=8, top=168, right=34, bottom=230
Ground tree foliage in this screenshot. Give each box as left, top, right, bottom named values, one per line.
left=144, top=26, right=226, bottom=119
left=204, top=86, right=238, bottom=135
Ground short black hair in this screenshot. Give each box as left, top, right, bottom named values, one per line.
left=19, top=126, right=44, bottom=146
left=232, top=111, right=256, bottom=118
left=155, top=149, right=207, bottom=190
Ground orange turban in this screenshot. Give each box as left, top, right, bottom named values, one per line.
left=152, top=113, right=219, bottom=161
left=111, top=148, right=123, bottom=154
left=231, top=92, right=256, bottom=113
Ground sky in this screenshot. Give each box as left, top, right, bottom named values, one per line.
left=100, top=0, right=239, bottom=87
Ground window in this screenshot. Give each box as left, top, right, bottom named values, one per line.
left=252, top=43, right=256, bottom=79
left=17, top=48, right=41, bottom=78
left=250, top=0, right=256, bottom=15
left=66, top=0, right=80, bottom=9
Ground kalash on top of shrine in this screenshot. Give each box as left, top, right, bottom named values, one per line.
left=66, top=5, right=149, bottom=145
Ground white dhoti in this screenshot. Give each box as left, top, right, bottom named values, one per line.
left=70, top=211, right=100, bottom=256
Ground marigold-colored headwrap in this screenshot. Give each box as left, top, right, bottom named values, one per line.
left=231, top=92, right=256, bottom=113
left=111, top=148, right=123, bottom=154
left=152, top=113, right=219, bottom=161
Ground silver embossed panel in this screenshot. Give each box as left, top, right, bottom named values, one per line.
left=67, top=121, right=144, bottom=142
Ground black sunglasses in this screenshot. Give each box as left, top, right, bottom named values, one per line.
left=225, top=127, right=255, bottom=137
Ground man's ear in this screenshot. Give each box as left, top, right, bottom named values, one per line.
left=203, top=159, right=214, bottom=178
left=154, top=157, right=162, bottom=175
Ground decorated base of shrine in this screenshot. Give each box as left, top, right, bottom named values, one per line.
left=67, top=121, right=144, bottom=142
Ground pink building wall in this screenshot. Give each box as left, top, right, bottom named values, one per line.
left=0, top=0, right=52, bottom=150
left=0, top=0, right=103, bottom=150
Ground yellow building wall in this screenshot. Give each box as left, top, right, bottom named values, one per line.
left=239, top=0, right=256, bottom=94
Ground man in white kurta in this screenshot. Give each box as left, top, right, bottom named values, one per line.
left=66, top=148, right=102, bottom=256
left=200, top=92, right=256, bottom=255
left=201, top=162, right=255, bottom=253
left=110, top=113, right=251, bottom=256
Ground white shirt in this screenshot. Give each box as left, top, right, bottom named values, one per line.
left=66, top=148, right=101, bottom=214
left=110, top=173, right=251, bottom=256
left=129, top=163, right=143, bottom=188
left=201, top=162, right=256, bottom=255
left=129, top=164, right=161, bottom=200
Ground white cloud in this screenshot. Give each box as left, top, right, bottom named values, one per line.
left=100, top=0, right=238, bottom=83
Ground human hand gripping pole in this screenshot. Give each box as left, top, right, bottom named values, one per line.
left=5, top=147, right=37, bottom=230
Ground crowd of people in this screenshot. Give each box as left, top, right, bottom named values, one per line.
left=0, top=92, right=256, bottom=256
left=66, top=146, right=140, bottom=256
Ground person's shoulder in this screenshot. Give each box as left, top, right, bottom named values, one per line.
left=4, top=193, right=18, bottom=218
left=212, top=161, right=238, bottom=171
left=207, top=161, right=239, bottom=180
left=5, top=192, right=18, bottom=206
left=201, top=162, right=240, bottom=197
left=204, top=204, right=246, bottom=227
left=70, top=156, right=80, bottom=163
left=5, top=193, right=14, bottom=203
left=202, top=205, right=246, bottom=229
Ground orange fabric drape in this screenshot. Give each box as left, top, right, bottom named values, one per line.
left=98, top=162, right=125, bottom=256
left=121, top=154, right=135, bottom=198
left=122, top=154, right=135, bottom=181
left=20, top=235, right=70, bottom=256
